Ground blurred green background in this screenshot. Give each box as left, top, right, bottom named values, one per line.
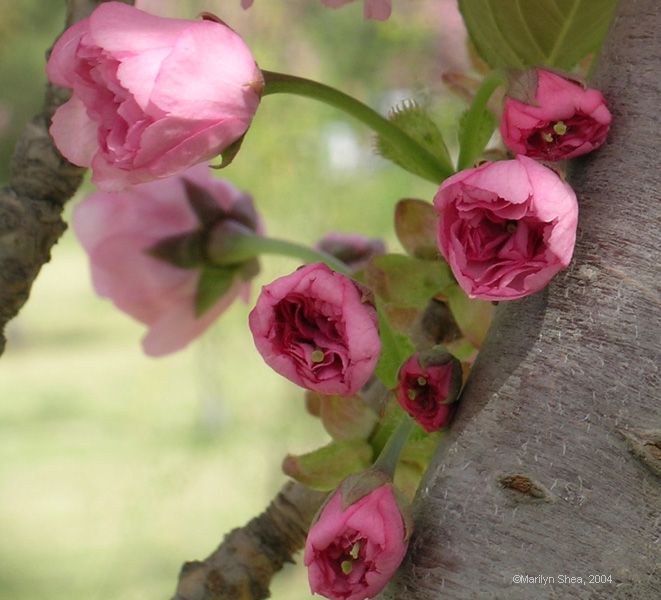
left=0, top=1, right=465, bottom=598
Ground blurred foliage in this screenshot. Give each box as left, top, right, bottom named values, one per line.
left=0, top=1, right=467, bottom=600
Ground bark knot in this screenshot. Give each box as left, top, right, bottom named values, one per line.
left=498, top=474, right=554, bottom=502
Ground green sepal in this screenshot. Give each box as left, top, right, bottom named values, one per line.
left=282, top=440, right=373, bottom=492
left=194, top=266, right=237, bottom=317
left=394, top=199, right=440, bottom=261
left=146, top=231, right=206, bottom=269
left=375, top=100, right=453, bottom=180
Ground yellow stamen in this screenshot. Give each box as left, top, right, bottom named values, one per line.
left=349, top=542, right=361, bottom=560
left=341, top=560, right=353, bottom=574
left=541, top=132, right=554, bottom=143
left=311, top=349, right=325, bottom=363
left=407, top=389, right=417, bottom=401
left=553, top=121, right=568, bottom=135
left=417, top=377, right=427, bottom=387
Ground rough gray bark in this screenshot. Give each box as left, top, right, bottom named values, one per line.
left=0, top=0, right=134, bottom=357
left=384, top=1, right=661, bottom=599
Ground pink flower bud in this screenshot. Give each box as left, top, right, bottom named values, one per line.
left=434, top=155, right=578, bottom=301
left=73, top=165, right=259, bottom=356
left=248, top=263, right=381, bottom=396
left=321, top=0, right=392, bottom=20
left=500, top=69, right=612, bottom=161
left=304, top=474, right=409, bottom=600
left=47, top=2, right=263, bottom=191
left=316, top=232, right=386, bottom=272
left=395, top=349, right=462, bottom=433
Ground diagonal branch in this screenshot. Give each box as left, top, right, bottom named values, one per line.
left=171, top=481, right=327, bottom=600
left=0, top=0, right=134, bottom=357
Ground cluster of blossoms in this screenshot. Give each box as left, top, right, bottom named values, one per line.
left=47, top=3, right=611, bottom=599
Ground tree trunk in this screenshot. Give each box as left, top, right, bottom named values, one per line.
left=384, top=1, right=660, bottom=598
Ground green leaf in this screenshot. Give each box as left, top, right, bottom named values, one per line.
left=376, top=101, right=453, bottom=180
left=458, top=0, right=618, bottom=70
left=444, top=283, right=494, bottom=348
left=312, top=392, right=378, bottom=441
left=456, top=71, right=502, bottom=170
left=195, top=266, right=236, bottom=317
left=374, top=303, right=415, bottom=389
left=282, top=440, right=373, bottom=491
left=366, top=254, right=453, bottom=311
left=394, top=199, right=440, bottom=261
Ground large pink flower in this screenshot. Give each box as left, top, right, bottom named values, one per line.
left=500, top=69, right=611, bottom=161
left=249, top=263, right=381, bottom=396
left=47, top=2, right=263, bottom=191
left=304, top=479, right=408, bottom=600
left=434, top=156, right=578, bottom=301
left=73, top=165, right=259, bottom=356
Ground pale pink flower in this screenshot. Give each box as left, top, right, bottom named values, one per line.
left=73, top=165, right=259, bottom=356
left=47, top=2, right=263, bottom=191
left=304, top=478, right=408, bottom=600
left=249, top=263, right=381, bottom=396
left=434, top=156, right=578, bottom=301
left=500, top=69, right=611, bottom=161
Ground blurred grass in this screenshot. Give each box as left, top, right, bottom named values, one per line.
left=0, top=1, right=464, bottom=599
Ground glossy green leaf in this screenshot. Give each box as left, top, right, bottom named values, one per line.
left=195, top=266, right=236, bottom=317
left=376, top=101, right=454, bottom=180
left=458, top=0, right=618, bottom=70
left=282, top=440, right=373, bottom=491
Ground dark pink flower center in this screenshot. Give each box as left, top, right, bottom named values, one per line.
left=525, top=115, right=608, bottom=160
left=320, top=530, right=373, bottom=595
left=273, top=294, right=348, bottom=382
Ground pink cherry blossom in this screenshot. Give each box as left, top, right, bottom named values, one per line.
left=47, top=2, right=262, bottom=191
left=73, top=165, right=259, bottom=356
left=304, top=480, right=408, bottom=600
left=434, top=156, right=578, bottom=301
left=396, top=350, right=461, bottom=433
left=249, top=263, right=381, bottom=396
left=500, top=69, right=611, bottom=161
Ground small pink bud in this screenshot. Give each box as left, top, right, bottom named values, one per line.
left=396, top=348, right=462, bottom=433
left=249, top=263, right=381, bottom=396
left=304, top=473, right=409, bottom=600
left=434, top=155, right=578, bottom=300
left=500, top=68, right=612, bottom=161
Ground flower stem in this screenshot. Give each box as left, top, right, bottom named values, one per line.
left=262, top=70, right=453, bottom=183
left=372, top=415, right=414, bottom=477
left=207, top=232, right=351, bottom=275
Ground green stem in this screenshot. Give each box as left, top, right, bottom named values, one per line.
left=372, top=415, right=414, bottom=477
left=207, top=232, right=351, bottom=275
left=456, top=70, right=506, bottom=171
left=262, top=70, right=452, bottom=183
